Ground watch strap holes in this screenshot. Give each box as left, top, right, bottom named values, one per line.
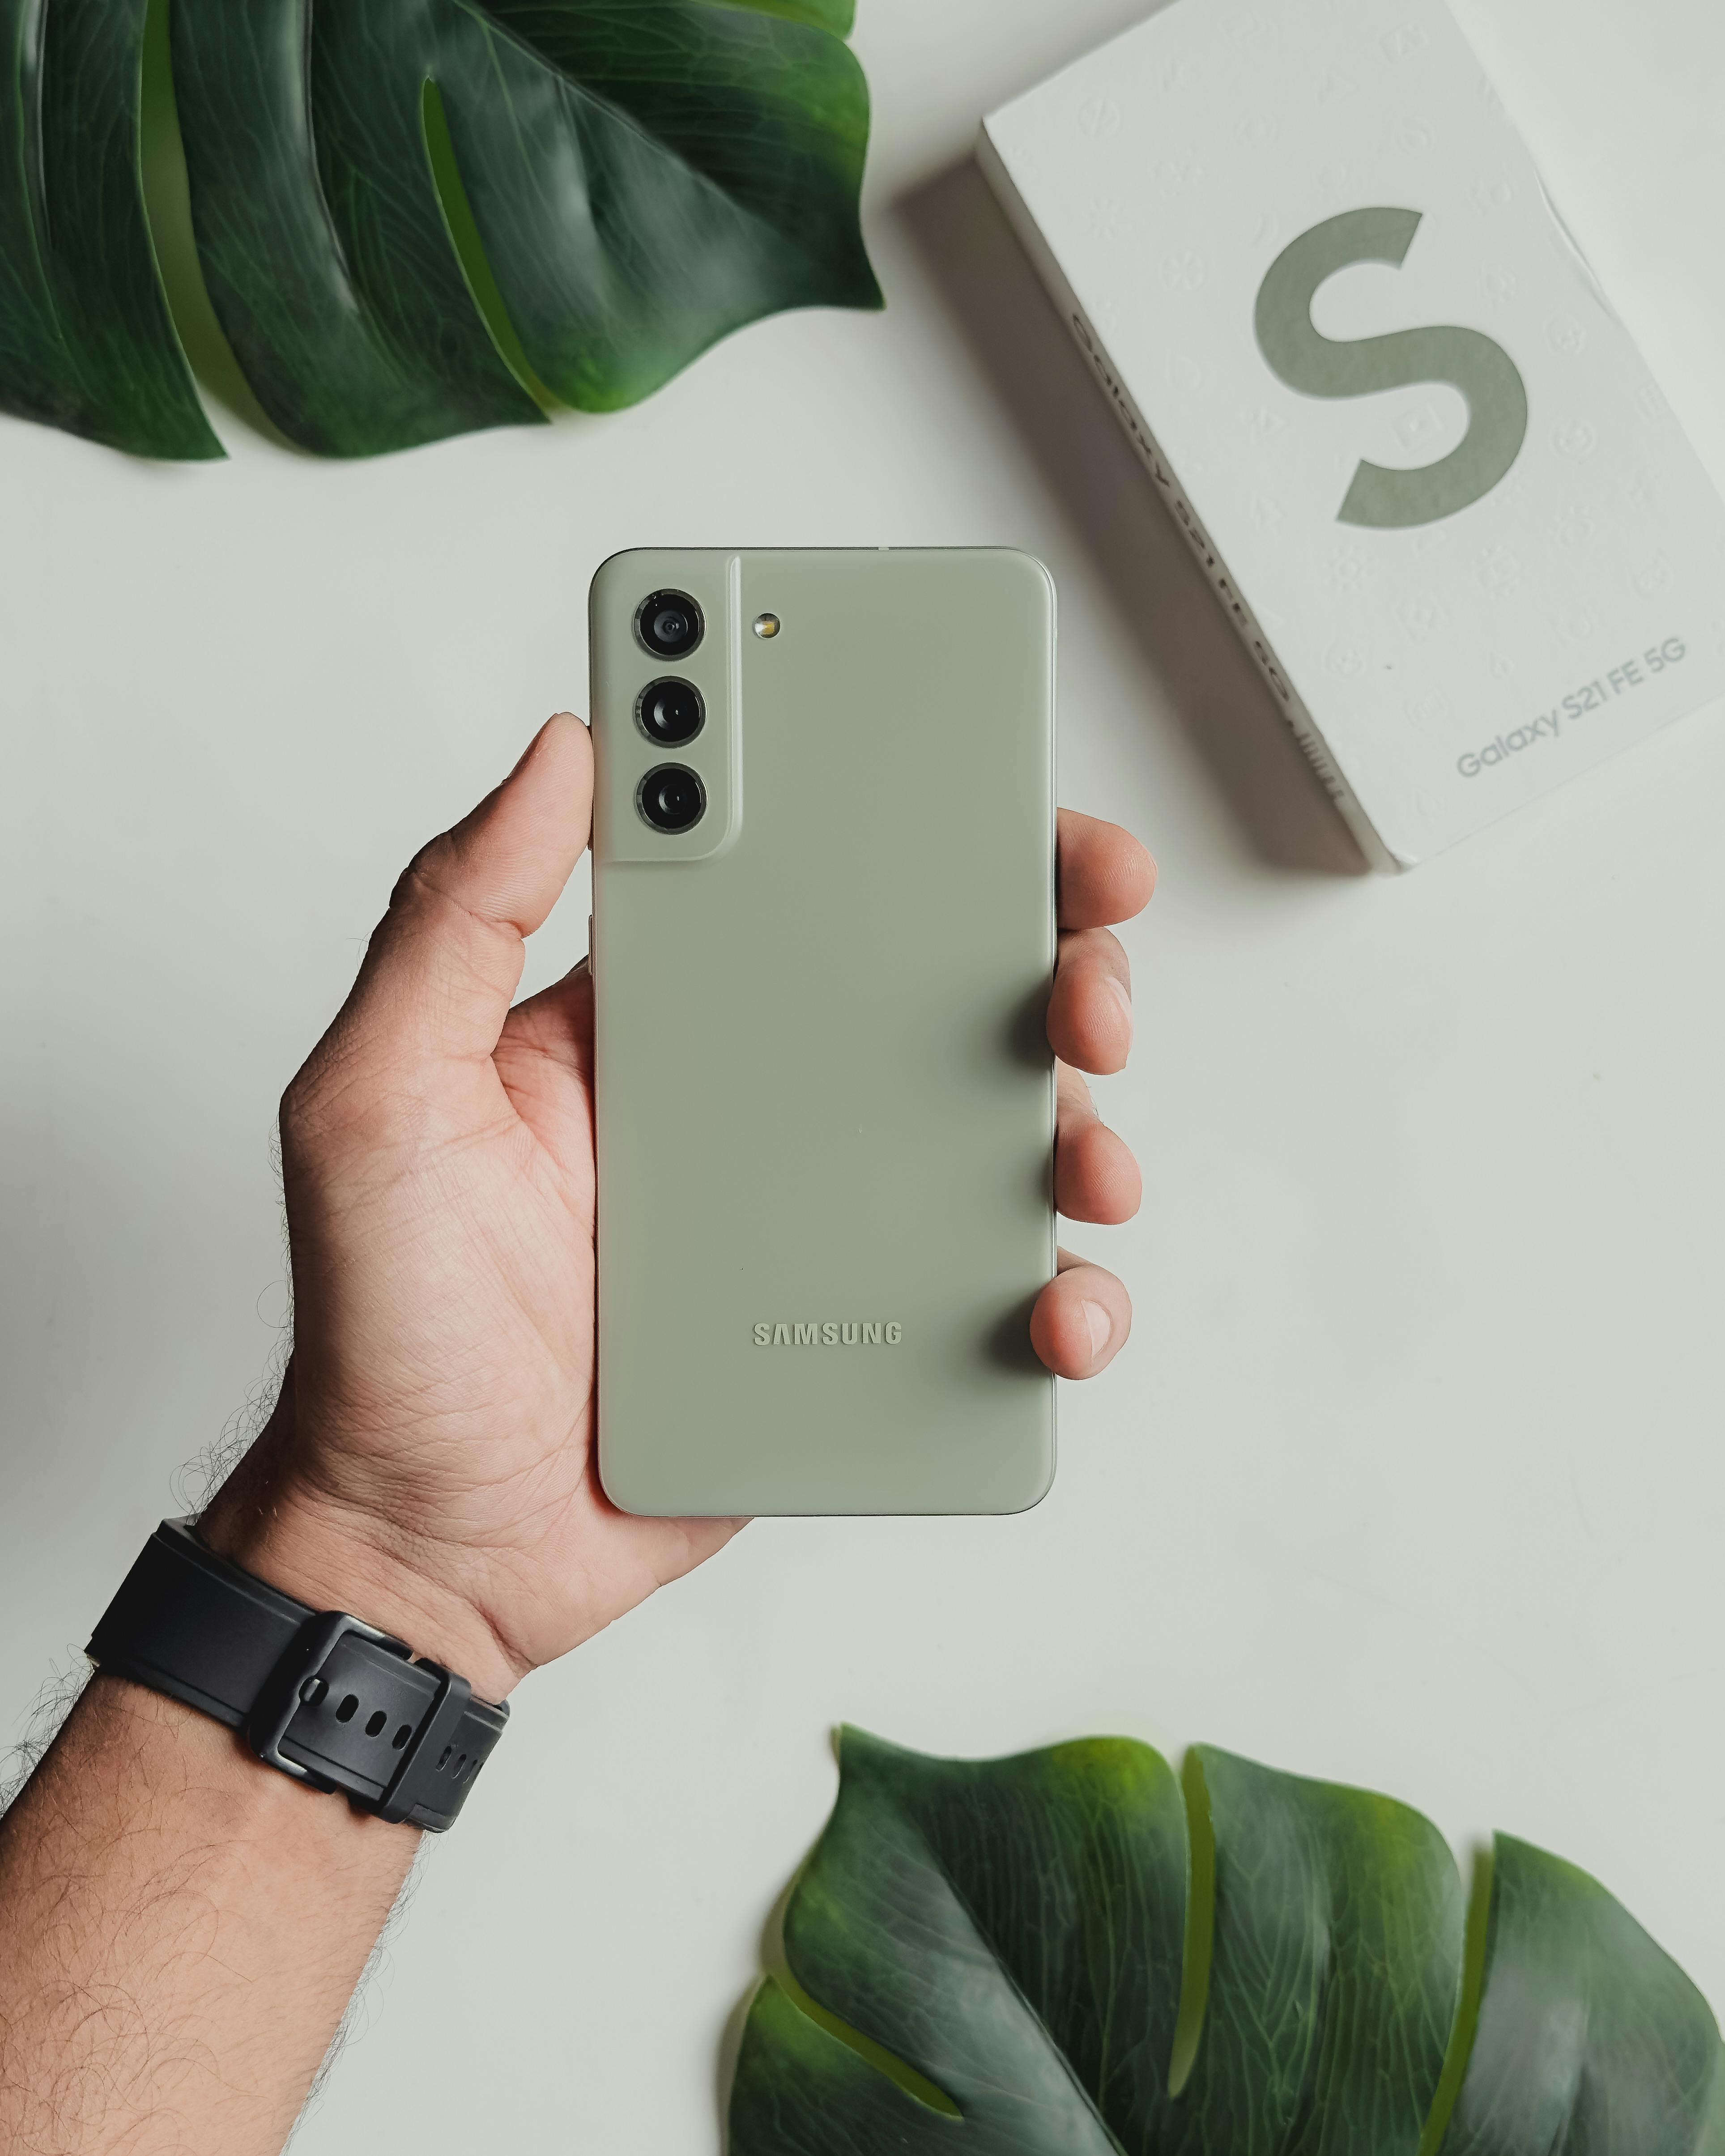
left=392, top=1722, right=413, bottom=1750
left=365, top=1709, right=388, bottom=1737
left=335, top=1693, right=359, bottom=1722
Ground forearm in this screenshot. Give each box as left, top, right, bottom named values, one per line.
left=0, top=1676, right=416, bottom=2154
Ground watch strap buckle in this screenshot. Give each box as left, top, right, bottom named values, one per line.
left=87, top=1520, right=507, bottom=1831
left=247, top=1608, right=409, bottom=1786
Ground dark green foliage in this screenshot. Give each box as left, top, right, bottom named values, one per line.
left=1437, top=1837, right=1725, bottom=2156
left=730, top=1727, right=1725, bottom=2156
left=0, top=0, right=219, bottom=456
left=0, top=0, right=878, bottom=459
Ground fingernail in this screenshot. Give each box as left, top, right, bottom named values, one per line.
left=1108, top=974, right=1134, bottom=1043
left=1082, top=1299, right=1113, bottom=1361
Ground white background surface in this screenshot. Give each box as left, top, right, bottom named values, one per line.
left=3, top=0, right=1722, bottom=2146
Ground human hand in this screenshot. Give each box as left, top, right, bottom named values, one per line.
left=200, top=716, right=1154, bottom=1702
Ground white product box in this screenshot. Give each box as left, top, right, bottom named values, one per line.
left=981, top=0, right=1725, bottom=867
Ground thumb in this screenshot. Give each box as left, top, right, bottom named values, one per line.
left=341, top=713, right=592, bottom=1066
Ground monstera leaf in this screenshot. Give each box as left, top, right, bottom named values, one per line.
left=0, top=0, right=878, bottom=459
left=730, top=1729, right=1725, bottom=2156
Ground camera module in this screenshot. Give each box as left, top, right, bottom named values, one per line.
left=636, top=589, right=703, bottom=659
left=636, top=676, right=705, bottom=747
left=637, top=763, right=706, bottom=834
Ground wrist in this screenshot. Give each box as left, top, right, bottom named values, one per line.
left=198, top=1480, right=524, bottom=1706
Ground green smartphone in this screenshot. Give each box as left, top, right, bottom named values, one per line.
left=589, top=548, right=1056, bottom=1517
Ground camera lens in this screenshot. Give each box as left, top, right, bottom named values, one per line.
left=636, top=589, right=703, bottom=659
left=636, top=676, right=705, bottom=747
left=637, top=764, right=706, bottom=834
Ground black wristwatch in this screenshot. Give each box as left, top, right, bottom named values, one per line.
left=86, top=1519, right=507, bottom=1831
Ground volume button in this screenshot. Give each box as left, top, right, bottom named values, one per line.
left=587, top=913, right=594, bottom=983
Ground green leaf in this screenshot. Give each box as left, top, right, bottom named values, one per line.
left=1171, top=1746, right=1464, bottom=2156
left=1433, top=1836, right=1725, bottom=2155
left=0, top=0, right=877, bottom=459
left=729, top=1729, right=1725, bottom=2156
left=168, top=0, right=881, bottom=456
left=0, top=0, right=219, bottom=457
left=761, top=1727, right=1189, bottom=2151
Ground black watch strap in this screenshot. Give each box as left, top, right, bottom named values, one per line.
left=86, top=1520, right=507, bottom=1831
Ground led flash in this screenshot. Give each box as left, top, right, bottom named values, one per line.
left=753, top=612, right=781, bottom=638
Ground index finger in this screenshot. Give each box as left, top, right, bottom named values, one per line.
left=1057, top=809, right=1156, bottom=931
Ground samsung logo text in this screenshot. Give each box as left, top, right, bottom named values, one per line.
left=754, top=1322, right=903, bottom=1347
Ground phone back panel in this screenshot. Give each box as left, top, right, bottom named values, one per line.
left=590, top=548, right=1056, bottom=1515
